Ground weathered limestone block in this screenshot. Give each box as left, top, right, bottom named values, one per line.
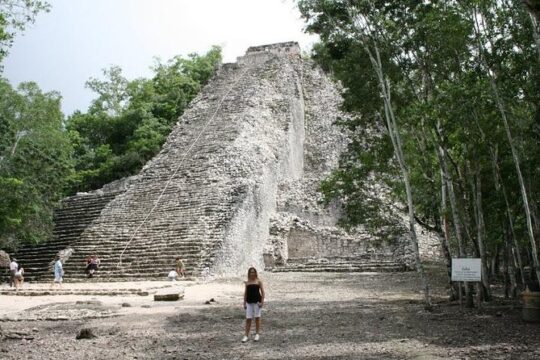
left=154, top=294, right=181, bottom=301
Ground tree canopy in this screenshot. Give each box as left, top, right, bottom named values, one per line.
left=66, top=47, right=222, bottom=193
left=299, top=0, right=540, bottom=302
left=0, top=45, right=222, bottom=249
left=0, top=79, right=72, bottom=249
left=0, top=0, right=50, bottom=65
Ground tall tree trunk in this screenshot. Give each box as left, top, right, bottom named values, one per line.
left=441, top=175, right=459, bottom=300
left=505, top=220, right=519, bottom=298
left=364, top=42, right=432, bottom=310
left=436, top=139, right=474, bottom=307
left=529, top=199, right=540, bottom=242
left=474, top=169, right=492, bottom=301
left=491, top=245, right=501, bottom=278
left=458, top=164, right=476, bottom=250
left=473, top=6, right=540, bottom=287
left=488, top=76, right=540, bottom=285
left=489, top=147, right=527, bottom=287
left=505, top=195, right=526, bottom=288
left=0, top=131, right=27, bottom=170
left=523, top=1, right=540, bottom=59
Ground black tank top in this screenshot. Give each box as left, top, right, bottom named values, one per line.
left=246, top=283, right=261, bottom=303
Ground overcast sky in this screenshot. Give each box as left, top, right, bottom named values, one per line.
left=3, top=0, right=317, bottom=115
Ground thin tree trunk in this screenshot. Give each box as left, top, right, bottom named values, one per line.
left=436, top=140, right=473, bottom=307
left=505, top=221, right=518, bottom=298
left=494, top=245, right=501, bottom=277
left=503, top=247, right=510, bottom=299
left=523, top=1, right=540, bottom=59
left=473, top=6, right=540, bottom=287
left=441, top=174, right=459, bottom=300
left=488, top=147, right=527, bottom=287
left=459, top=164, right=476, bottom=251
left=505, top=195, right=526, bottom=288
left=0, top=131, right=26, bottom=170
left=474, top=169, right=492, bottom=301
left=364, top=42, right=432, bottom=310
left=488, top=76, right=540, bottom=285
left=529, top=199, right=540, bottom=242
left=513, top=248, right=524, bottom=288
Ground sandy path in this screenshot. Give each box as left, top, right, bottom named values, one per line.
left=0, top=271, right=538, bottom=359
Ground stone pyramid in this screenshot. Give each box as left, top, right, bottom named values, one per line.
left=8, top=42, right=439, bottom=281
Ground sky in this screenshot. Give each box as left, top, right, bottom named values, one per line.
left=3, top=0, right=317, bottom=115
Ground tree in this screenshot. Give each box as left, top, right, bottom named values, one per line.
left=0, top=0, right=50, bottom=65
left=298, top=0, right=540, bottom=302
left=67, top=46, right=222, bottom=193
left=0, top=79, right=73, bottom=250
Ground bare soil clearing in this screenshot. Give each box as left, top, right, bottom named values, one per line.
left=0, top=270, right=538, bottom=359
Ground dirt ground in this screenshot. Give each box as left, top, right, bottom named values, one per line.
left=0, top=268, right=539, bottom=360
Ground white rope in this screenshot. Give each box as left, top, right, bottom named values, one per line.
left=117, top=67, right=249, bottom=268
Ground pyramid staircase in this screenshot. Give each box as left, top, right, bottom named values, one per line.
left=267, top=257, right=408, bottom=273
left=5, top=191, right=122, bottom=282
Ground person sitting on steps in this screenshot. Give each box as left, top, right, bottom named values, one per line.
left=84, top=256, right=91, bottom=274
left=85, top=255, right=100, bottom=278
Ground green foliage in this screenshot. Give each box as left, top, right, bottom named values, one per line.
left=0, top=43, right=220, bottom=249
left=67, top=46, right=222, bottom=193
left=299, top=0, right=540, bottom=272
left=0, top=79, right=73, bottom=250
left=0, top=0, right=50, bottom=65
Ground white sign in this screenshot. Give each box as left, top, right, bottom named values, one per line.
left=451, top=258, right=481, bottom=282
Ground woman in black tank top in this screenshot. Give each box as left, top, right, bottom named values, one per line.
left=242, top=267, right=265, bottom=343
left=246, top=282, right=262, bottom=303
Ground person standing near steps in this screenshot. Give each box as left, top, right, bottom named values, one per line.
left=175, top=257, right=185, bottom=278
left=242, top=267, right=265, bottom=343
left=52, top=257, right=64, bottom=288
left=9, top=258, right=18, bottom=288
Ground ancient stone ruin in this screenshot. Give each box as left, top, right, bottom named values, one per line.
left=8, top=42, right=440, bottom=281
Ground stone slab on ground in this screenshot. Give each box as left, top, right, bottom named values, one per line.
left=0, top=301, right=118, bottom=322
left=0, top=289, right=150, bottom=296
left=153, top=287, right=185, bottom=301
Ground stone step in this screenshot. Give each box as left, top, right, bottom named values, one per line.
left=268, top=266, right=407, bottom=273
left=268, top=261, right=409, bottom=273
left=0, top=288, right=151, bottom=296
left=55, top=204, right=112, bottom=213
left=12, top=240, right=210, bottom=257
left=21, top=256, right=203, bottom=269
left=285, top=260, right=400, bottom=266
left=19, top=274, right=191, bottom=283
left=17, top=258, right=203, bottom=271
left=22, top=270, right=201, bottom=281
left=6, top=185, right=124, bottom=282
left=50, top=218, right=104, bottom=227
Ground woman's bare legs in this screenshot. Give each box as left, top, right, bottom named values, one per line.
left=245, top=318, right=252, bottom=336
